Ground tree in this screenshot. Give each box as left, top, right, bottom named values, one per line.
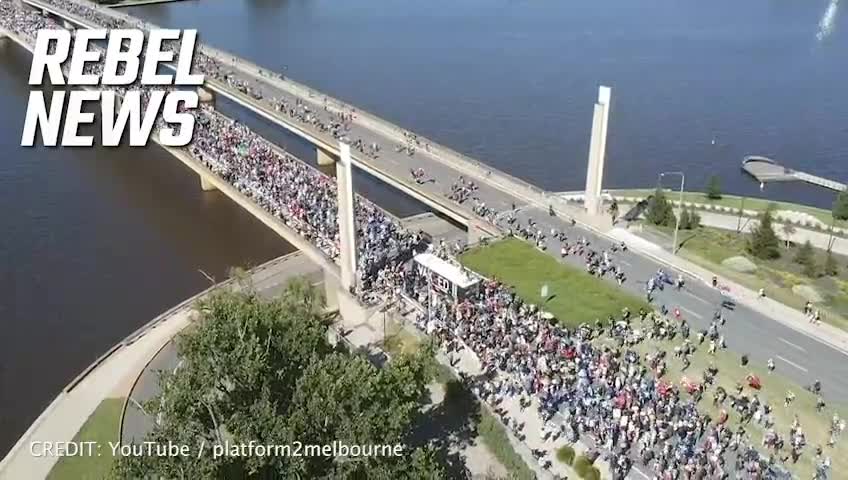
left=747, top=206, right=781, bottom=260
left=679, top=208, right=691, bottom=230
left=824, top=249, right=839, bottom=277
left=781, top=222, right=797, bottom=248
left=833, top=191, right=848, bottom=222
left=706, top=175, right=722, bottom=200
left=689, top=209, right=702, bottom=229
left=794, top=240, right=815, bottom=267
left=646, top=188, right=676, bottom=227
left=113, top=280, right=441, bottom=479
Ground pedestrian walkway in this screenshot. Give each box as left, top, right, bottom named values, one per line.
left=609, top=227, right=848, bottom=355
left=0, top=253, right=318, bottom=480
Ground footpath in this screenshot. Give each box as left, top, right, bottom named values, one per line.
left=608, top=227, right=848, bottom=355
left=0, top=253, right=316, bottom=480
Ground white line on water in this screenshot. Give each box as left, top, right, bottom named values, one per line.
left=779, top=337, right=807, bottom=353
left=776, top=355, right=808, bottom=373
left=680, top=306, right=703, bottom=319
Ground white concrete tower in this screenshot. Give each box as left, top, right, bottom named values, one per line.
left=584, top=86, right=612, bottom=217
left=336, top=142, right=357, bottom=291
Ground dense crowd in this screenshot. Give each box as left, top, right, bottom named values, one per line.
left=28, top=0, right=389, bottom=160
left=0, top=1, right=421, bottom=297
left=3, top=3, right=842, bottom=479
left=396, top=233, right=838, bottom=479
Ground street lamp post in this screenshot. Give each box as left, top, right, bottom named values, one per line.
left=658, top=171, right=686, bottom=254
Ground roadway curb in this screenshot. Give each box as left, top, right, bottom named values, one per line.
left=119, top=333, right=179, bottom=446
left=614, top=231, right=848, bottom=356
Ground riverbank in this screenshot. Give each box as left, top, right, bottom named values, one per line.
left=0, top=253, right=317, bottom=480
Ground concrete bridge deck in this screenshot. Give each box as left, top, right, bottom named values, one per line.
left=742, top=155, right=846, bottom=192
left=21, top=0, right=576, bottom=239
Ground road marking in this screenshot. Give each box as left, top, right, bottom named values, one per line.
left=680, top=306, right=703, bottom=320
left=619, top=260, right=632, bottom=267
left=778, top=337, right=807, bottom=353
left=776, top=355, right=808, bottom=373
left=683, top=290, right=711, bottom=305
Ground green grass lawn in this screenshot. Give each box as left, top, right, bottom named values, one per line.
left=647, top=225, right=848, bottom=331
left=477, top=407, right=536, bottom=480
left=459, top=236, right=842, bottom=479
left=606, top=324, right=848, bottom=480
left=611, top=189, right=844, bottom=228
left=47, top=398, right=124, bottom=480
left=461, top=238, right=650, bottom=328
left=385, top=316, right=533, bottom=477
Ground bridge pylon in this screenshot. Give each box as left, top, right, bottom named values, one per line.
left=336, top=142, right=357, bottom=292
left=584, top=86, right=612, bottom=217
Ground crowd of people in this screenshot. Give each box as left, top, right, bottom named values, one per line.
left=3, top=3, right=842, bottom=479
left=1, top=1, right=422, bottom=298
left=391, top=232, right=841, bottom=479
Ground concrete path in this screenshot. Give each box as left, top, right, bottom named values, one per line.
left=121, top=253, right=322, bottom=445
left=695, top=210, right=847, bottom=256
left=0, top=253, right=318, bottom=480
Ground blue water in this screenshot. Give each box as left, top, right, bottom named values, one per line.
left=131, top=0, right=848, bottom=207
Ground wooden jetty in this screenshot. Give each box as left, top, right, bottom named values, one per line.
left=741, top=156, right=846, bottom=192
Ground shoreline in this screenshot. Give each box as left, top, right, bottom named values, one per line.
left=0, top=252, right=313, bottom=478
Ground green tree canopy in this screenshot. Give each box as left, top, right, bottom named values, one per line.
left=833, top=191, right=848, bottom=221
left=646, top=188, right=676, bottom=227
left=679, top=208, right=691, bottom=230
left=113, top=280, right=442, bottom=479
left=794, top=240, right=815, bottom=267
left=747, top=205, right=781, bottom=260
left=706, top=175, right=722, bottom=200
left=824, top=250, right=839, bottom=277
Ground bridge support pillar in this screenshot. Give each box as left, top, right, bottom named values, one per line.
left=316, top=146, right=337, bottom=166
left=197, top=87, right=214, bottom=104
left=584, top=86, right=612, bottom=217
left=336, top=142, right=357, bottom=292
left=200, top=175, right=217, bottom=192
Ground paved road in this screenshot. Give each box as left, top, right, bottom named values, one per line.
left=31, top=0, right=848, bottom=402
left=501, top=205, right=848, bottom=402
left=122, top=252, right=322, bottom=444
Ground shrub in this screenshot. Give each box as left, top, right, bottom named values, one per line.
left=556, top=445, right=575, bottom=465
left=747, top=206, right=781, bottom=260
left=706, top=175, right=722, bottom=200
left=573, top=455, right=592, bottom=477
left=582, top=466, right=601, bottom=480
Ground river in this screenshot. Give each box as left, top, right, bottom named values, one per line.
left=0, top=0, right=846, bottom=456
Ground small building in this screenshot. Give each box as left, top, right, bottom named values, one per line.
left=413, top=253, right=480, bottom=301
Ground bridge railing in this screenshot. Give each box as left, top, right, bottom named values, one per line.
left=30, top=0, right=552, bottom=212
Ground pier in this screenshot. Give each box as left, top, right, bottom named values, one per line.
left=742, top=155, right=846, bottom=192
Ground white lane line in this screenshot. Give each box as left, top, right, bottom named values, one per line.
left=776, top=355, right=808, bottom=373
left=619, top=260, right=632, bottom=267
left=684, top=290, right=711, bottom=305
left=778, top=337, right=807, bottom=353
left=680, top=306, right=703, bottom=320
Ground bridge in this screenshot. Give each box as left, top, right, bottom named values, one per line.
left=0, top=19, right=368, bottom=317
left=17, top=0, right=614, bottom=238
left=742, top=155, right=846, bottom=192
